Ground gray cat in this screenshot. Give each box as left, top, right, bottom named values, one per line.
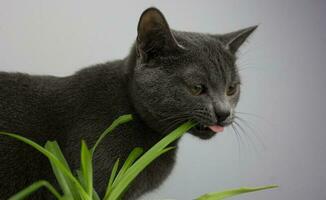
left=0, top=7, right=256, bottom=200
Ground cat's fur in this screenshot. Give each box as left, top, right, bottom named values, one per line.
left=0, top=7, right=256, bottom=200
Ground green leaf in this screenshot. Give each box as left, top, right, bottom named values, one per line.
left=104, top=158, right=120, bottom=199
left=2, top=115, right=277, bottom=200
left=112, top=147, right=143, bottom=187
left=76, top=169, right=87, bottom=192
left=0, top=132, right=89, bottom=200
left=81, top=140, right=93, bottom=198
left=77, top=169, right=101, bottom=200
left=91, top=114, right=133, bottom=155
left=92, top=190, right=101, bottom=200
left=196, top=185, right=278, bottom=200
left=8, top=180, right=62, bottom=200
left=160, top=146, right=176, bottom=154
left=45, top=141, right=76, bottom=198
left=45, top=141, right=71, bottom=169
left=104, top=147, right=143, bottom=199
left=107, top=120, right=196, bottom=200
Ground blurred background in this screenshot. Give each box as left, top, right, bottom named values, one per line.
left=1, top=0, right=325, bottom=199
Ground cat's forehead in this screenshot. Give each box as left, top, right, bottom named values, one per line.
left=166, top=31, right=238, bottom=85
left=172, top=31, right=235, bottom=74
left=173, top=31, right=235, bottom=65
left=175, top=31, right=219, bottom=48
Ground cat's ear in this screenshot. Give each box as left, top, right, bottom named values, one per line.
left=218, top=26, right=258, bottom=54
left=136, top=7, right=182, bottom=62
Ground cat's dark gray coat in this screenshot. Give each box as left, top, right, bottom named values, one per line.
left=0, top=7, right=256, bottom=200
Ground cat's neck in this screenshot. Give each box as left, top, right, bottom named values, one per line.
left=121, top=42, right=138, bottom=84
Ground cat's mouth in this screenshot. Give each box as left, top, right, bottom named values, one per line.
left=194, top=124, right=224, bottom=133
left=189, top=123, right=226, bottom=139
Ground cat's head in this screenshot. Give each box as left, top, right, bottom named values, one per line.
left=128, top=7, right=257, bottom=139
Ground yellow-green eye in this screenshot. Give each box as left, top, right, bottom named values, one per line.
left=226, top=84, right=239, bottom=96
left=189, top=84, right=205, bottom=96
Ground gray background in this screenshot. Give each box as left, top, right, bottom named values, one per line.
left=1, top=0, right=325, bottom=199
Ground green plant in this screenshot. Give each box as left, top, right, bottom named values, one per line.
left=0, top=114, right=277, bottom=200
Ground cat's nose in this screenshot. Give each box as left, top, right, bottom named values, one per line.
left=216, top=111, right=230, bottom=124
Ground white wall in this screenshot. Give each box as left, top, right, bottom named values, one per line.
left=1, top=0, right=326, bottom=199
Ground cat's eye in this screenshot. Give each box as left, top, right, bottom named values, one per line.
left=226, top=84, right=239, bottom=96
left=189, top=84, right=205, bottom=96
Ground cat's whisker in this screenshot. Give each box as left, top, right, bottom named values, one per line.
left=162, top=117, right=192, bottom=135
left=192, top=109, right=210, bottom=115
left=237, top=66, right=258, bottom=72
left=233, top=120, right=260, bottom=155
left=192, top=113, right=213, bottom=123
left=191, top=109, right=215, bottom=124
left=235, top=111, right=265, bottom=120
left=234, top=116, right=266, bottom=150
left=232, top=123, right=246, bottom=150
left=161, top=114, right=193, bottom=135
left=234, top=120, right=251, bottom=146
left=158, top=113, right=190, bottom=122
left=231, top=124, right=242, bottom=159
left=161, top=117, right=183, bottom=130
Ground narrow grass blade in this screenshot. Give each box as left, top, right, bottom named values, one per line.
left=8, top=180, right=62, bottom=200
left=109, top=147, right=176, bottom=200
left=104, top=148, right=143, bottom=199
left=81, top=140, right=93, bottom=198
left=45, top=141, right=76, bottom=198
left=76, top=169, right=87, bottom=191
left=161, top=146, right=176, bottom=154
left=45, top=141, right=71, bottom=169
left=77, top=169, right=101, bottom=200
left=107, top=120, right=196, bottom=200
left=91, top=114, right=133, bottom=155
left=92, top=190, right=101, bottom=200
left=196, top=185, right=278, bottom=200
left=112, top=147, right=143, bottom=187
left=0, top=132, right=89, bottom=199
left=104, top=158, right=120, bottom=198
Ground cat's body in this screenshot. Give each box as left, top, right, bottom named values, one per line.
left=0, top=58, right=174, bottom=199
left=0, top=7, right=256, bottom=200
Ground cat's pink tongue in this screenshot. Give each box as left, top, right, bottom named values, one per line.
left=208, top=125, right=224, bottom=133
